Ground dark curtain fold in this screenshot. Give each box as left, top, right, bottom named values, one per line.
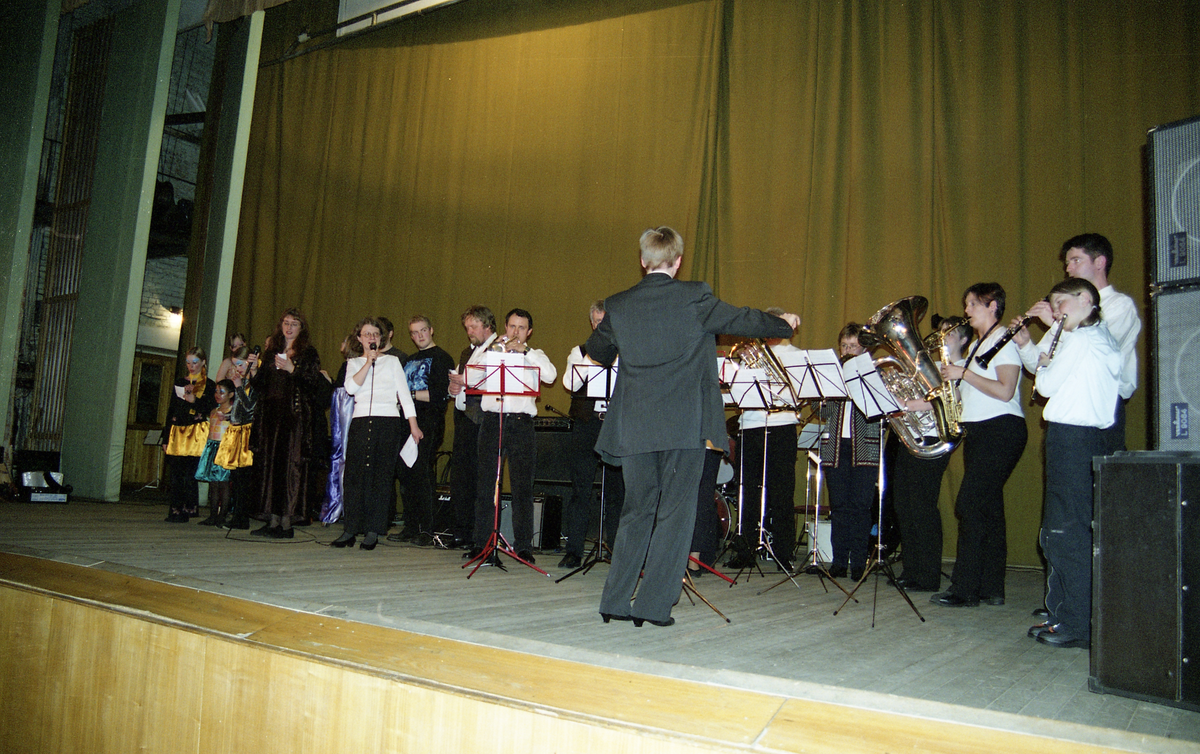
left=231, top=0, right=1200, bottom=565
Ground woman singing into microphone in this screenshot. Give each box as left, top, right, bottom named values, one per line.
left=330, top=317, right=423, bottom=551
left=932, top=283, right=1027, bottom=608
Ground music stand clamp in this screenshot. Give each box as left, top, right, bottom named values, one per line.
left=461, top=355, right=551, bottom=578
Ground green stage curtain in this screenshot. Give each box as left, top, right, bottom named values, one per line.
left=231, top=0, right=1200, bottom=565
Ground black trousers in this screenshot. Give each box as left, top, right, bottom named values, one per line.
left=1042, top=422, right=1105, bottom=639
left=342, top=416, right=403, bottom=536
left=890, top=447, right=950, bottom=588
left=824, top=438, right=876, bottom=571
left=690, top=447, right=725, bottom=566
left=168, top=454, right=200, bottom=515
left=948, top=414, right=1027, bottom=600
left=395, top=423, right=435, bottom=534
left=562, top=416, right=626, bottom=557
left=450, top=410, right=480, bottom=543
left=739, top=424, right=799, bottom=562
left=474, top=413, right=536, bottom=553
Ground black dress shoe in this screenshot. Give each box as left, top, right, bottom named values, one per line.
left=827, top=564, right=847, bottom=578
left=601, top=612, right=633, bottom=624
left=1036, top=625, right=1089, bottom=648
left=558, top=554, right=582, bottom=569
left=270, top=527, right=294, bottom=539
left=930, top=592, right=979, bottom=607
left=463, top=547, right=483, bottom=560
left=331, top=534, right=356, bottom=548
left=850, top=568, right=865, bottom=582
left=360, top=532, right=378, bottom=550
left=516, top=550, right=536, bottom=564
left=1028, top=621, right=1051, bottom=638
left=725, top=554, right=756, bottom=570
left=196, top=514, right=220, bottom=526
left=251, top=523, right=276, bottom=537
left=164, top=511, right=187, bottom=523
left=890, top=576, right=938, bottom=591
left=1032, top=607, right=1050, bottom=618
left=632, top=617, right=675, bottom=627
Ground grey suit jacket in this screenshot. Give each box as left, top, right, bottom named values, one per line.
left=585, top=272, right=793, bottom=459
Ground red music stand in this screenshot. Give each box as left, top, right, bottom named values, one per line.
left=461, top=355, right=550, bottom=578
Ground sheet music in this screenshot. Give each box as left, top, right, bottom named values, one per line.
left=570, top=363, right=616, bottom=399
left=841, top=352, right=901, bottom=419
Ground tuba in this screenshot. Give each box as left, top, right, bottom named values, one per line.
left=859, top=296, right=964, bottom=458
left=727, top=339, right=800, bottom=410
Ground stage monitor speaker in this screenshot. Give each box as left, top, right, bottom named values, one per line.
left=498, top=493, right=562, bottom=550
left=1149, top=114, right=1200, bottom=285
left=1091, top=452, right=1199, bottom=711
left=1152, top=285, right=1200, bottom=451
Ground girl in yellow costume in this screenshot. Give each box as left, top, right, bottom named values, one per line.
left=162, top=347, right=216, bottom=522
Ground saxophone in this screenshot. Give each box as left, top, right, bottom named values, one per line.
left=860, top=296, right=964, bottom=458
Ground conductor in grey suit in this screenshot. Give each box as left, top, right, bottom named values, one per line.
left=585, top=226, right=800, bottom=627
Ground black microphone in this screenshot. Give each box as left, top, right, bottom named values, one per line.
left=545, top=404, right=570, bottom=419
left=369, top=343, right=378, bottom=351
left=251, top=345, right=261, bottom=356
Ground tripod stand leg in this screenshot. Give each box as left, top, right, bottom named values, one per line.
left=683, top=573, right=731, bottom=623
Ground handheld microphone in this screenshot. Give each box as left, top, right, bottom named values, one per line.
left=369, top=343, right=378, bottom=351
left=251, top=345, right=261, bottom=356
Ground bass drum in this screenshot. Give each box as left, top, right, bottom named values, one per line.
left=714, top=488, right=737, bottom=544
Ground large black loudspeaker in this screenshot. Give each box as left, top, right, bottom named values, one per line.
left=1149, top=115, right=1200, bottom=285
left=1091, top=452, right=1200, bottom=710
left=1153, top=286, right=1200, bottom=451
left=1148, top=115, right=1200, bottom=451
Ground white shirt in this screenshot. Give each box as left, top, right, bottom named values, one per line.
left=1036, top=323, right=1121, bottom=428
left=343, top=354, right=417, bottom=420
left=564, top=345, right=617, bottom=412
left=960, top=327, right=1024, bottom=422
left=454, top=333, right=498, bottom=413
left=737, top=342, right=803, bottom=430
left=1018, top=285, right=1140, bottom=400
left=480, top=347, right=557, bottom=416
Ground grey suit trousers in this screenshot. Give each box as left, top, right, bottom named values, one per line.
left=599, top=447, right=705, bottom=623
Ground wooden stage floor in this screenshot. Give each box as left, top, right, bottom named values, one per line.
left=1, top=498, right=1197, bottom=749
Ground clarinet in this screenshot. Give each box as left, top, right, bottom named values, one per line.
left=974, top=316, right=1035, bottom=369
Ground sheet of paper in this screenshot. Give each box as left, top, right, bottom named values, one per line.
left=399, top=435, right=419, bottom=468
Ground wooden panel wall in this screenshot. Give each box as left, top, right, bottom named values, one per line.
left=0, top=553, right=1171, bottom=754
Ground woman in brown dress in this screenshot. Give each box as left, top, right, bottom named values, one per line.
left=248, top=308, right=331, bottom=538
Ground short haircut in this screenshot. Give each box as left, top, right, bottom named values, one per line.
left=838, top=322, right=865, bottom=344
left=216, top=379, right=236, bottom=395
left=377, top=316, right=395, bottom=336
left=346, top=316, right=386, bottom=357
left=1049, top=277, right=1103, bottom=328
left=409, top=314, right=432, bottom=329
left=640, top=226, right=684, bottom=270
left=506, top=307, right=533, bottom=331
left=1060, top=233, right=1113, bottom=274
left=963, top=282, right=1006, bottom=321
left=461, top=305, right=496, bottom=333
left=589, top=300, right=605, bottom=318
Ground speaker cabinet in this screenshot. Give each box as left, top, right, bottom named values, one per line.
left=1152, top=285, right=1200, bottom=452
left=1091, top=452, right=1200, bottom=710
left=1149, top=114, right=1200, bottom=285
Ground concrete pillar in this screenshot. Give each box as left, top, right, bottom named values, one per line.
left=61, top=0, right=182, bottom=500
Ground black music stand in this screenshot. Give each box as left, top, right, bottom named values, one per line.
left=461, top=355, right=551, bottom=578
left=832, top=352, right=925, bottom=623
left=556, top=361, right=619, bottom=583
left=726, top=361, right=800, bottom=582
left=754, top=349, right=858, bottom=600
